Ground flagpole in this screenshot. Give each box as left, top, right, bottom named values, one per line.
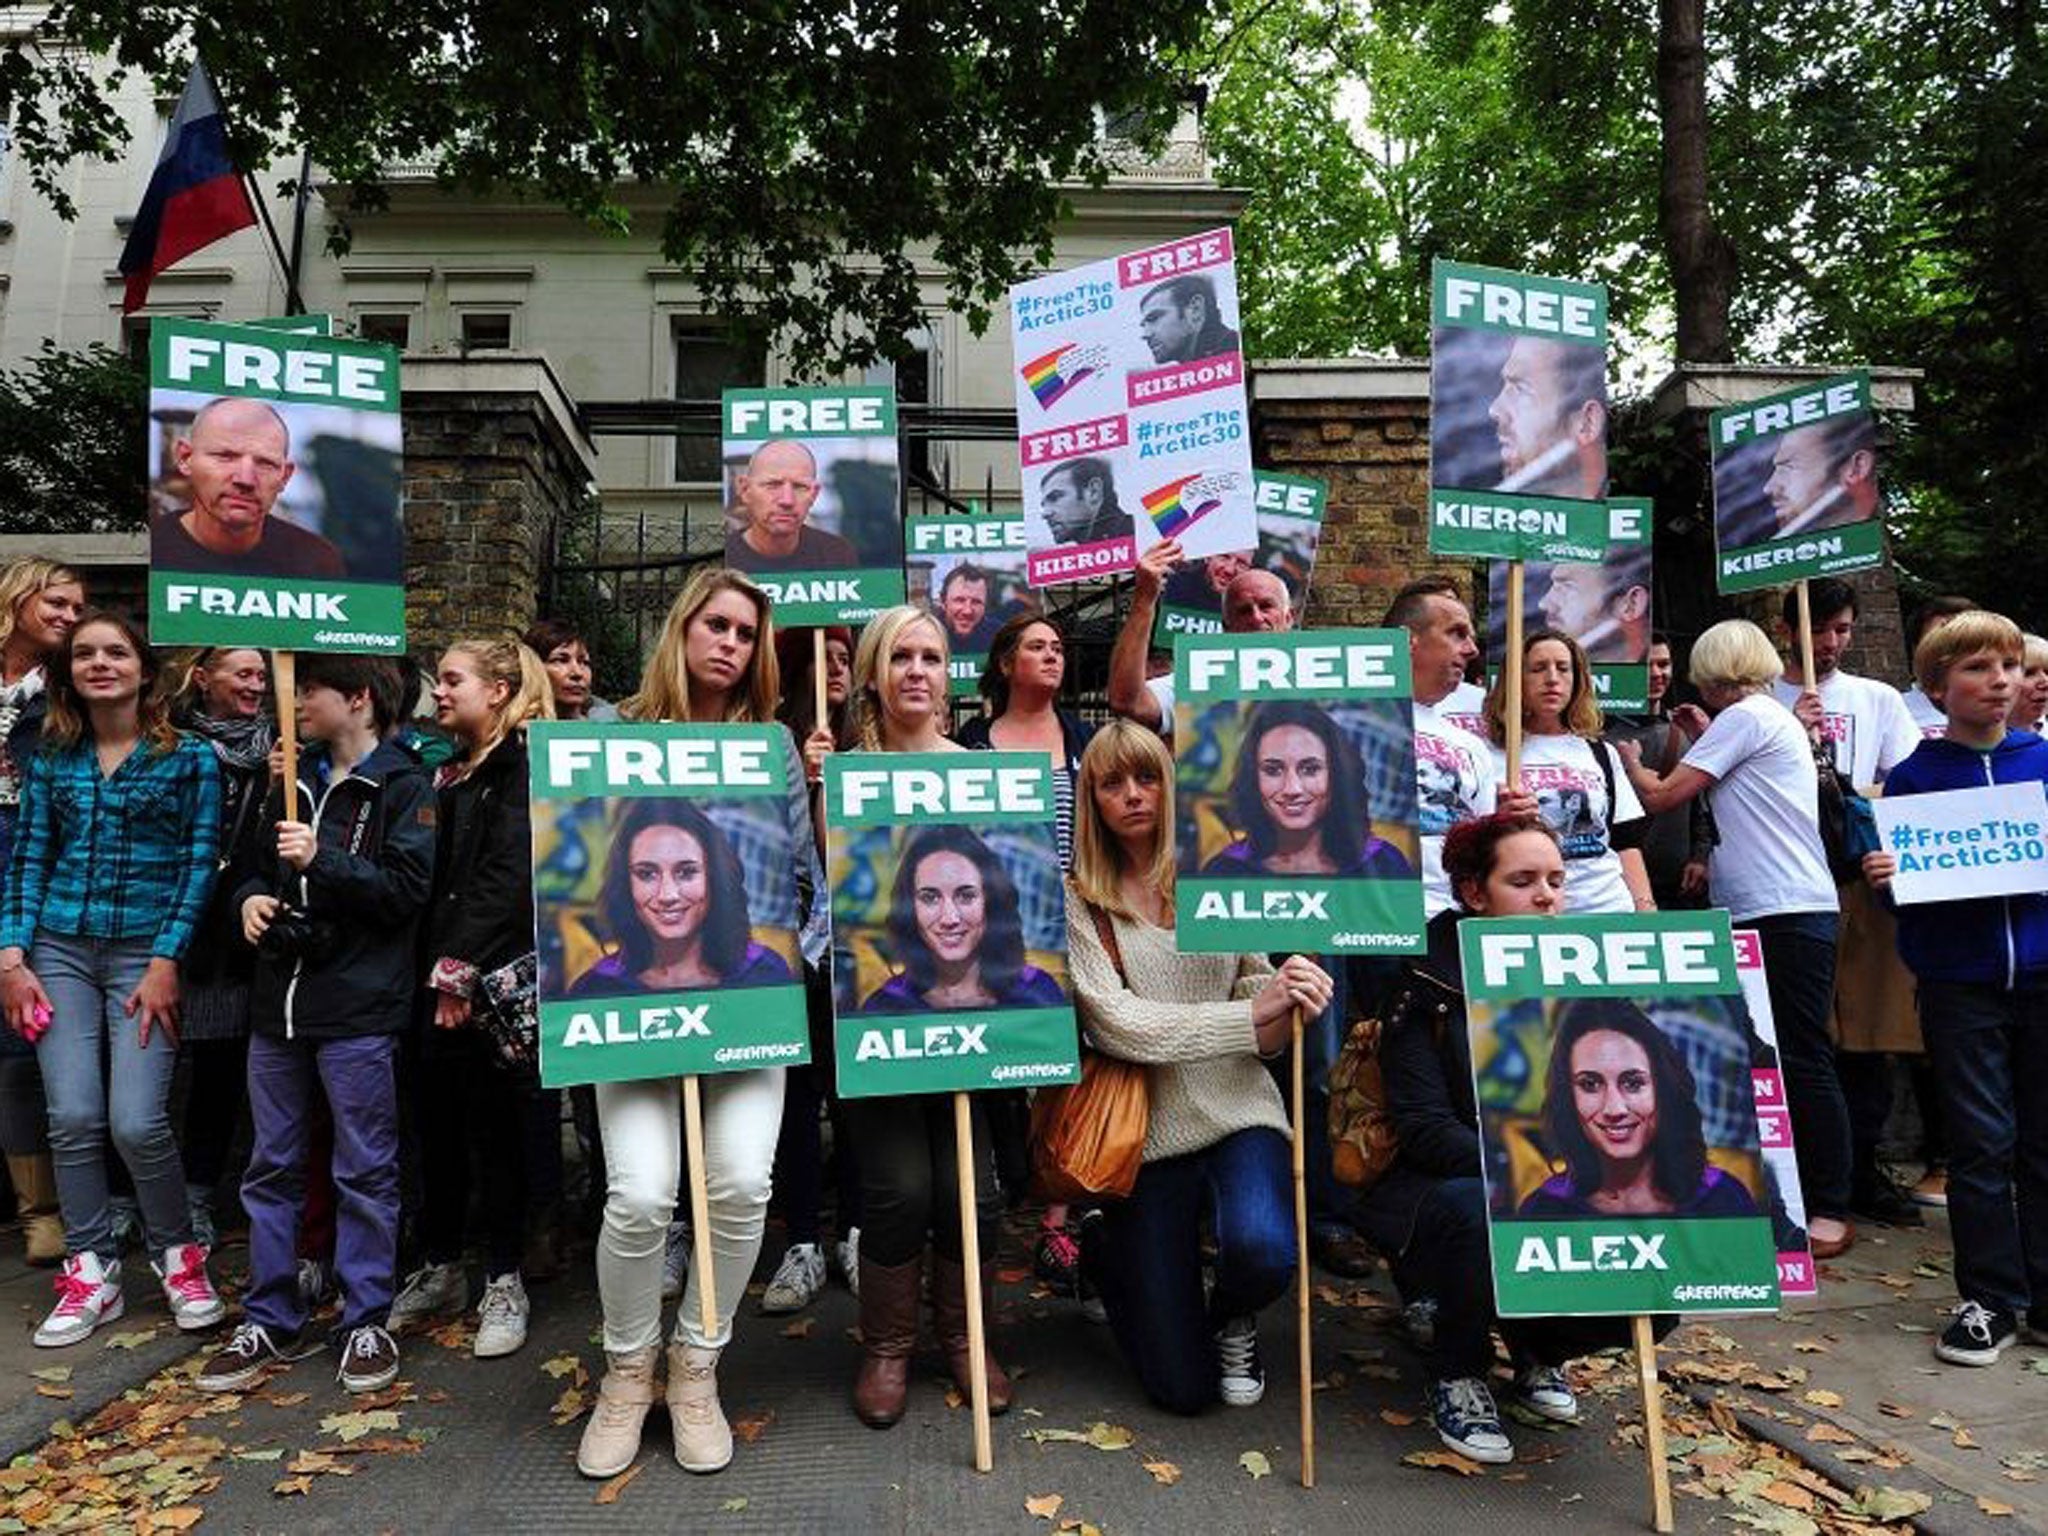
left=286, top=149, right=314, bottom=316
left=242, top=170, right=303, bottom=316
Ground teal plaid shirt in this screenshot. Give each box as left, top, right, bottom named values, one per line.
left=1, top=734, right=221, bottom=960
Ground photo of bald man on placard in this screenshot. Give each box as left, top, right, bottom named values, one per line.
left=724, top=438, right=862, bottom=575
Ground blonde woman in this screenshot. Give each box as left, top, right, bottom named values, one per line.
left=388, top=637, right=552, bottom=1355
left=574, top=569, right=827, bottom=1479
left=1065, top=720, right=1329, bottom=1413
left=0, top=559, right=85, bottom=1269
left=834, top=605, right=1016, bottom=1429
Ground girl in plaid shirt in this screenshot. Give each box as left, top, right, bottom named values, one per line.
left=0, top=613, right=225, bottom=1346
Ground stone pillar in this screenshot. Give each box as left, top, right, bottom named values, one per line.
left=1646, top=366, right=1921, bottom=686
left=1247, top=360, right=1467, bottom=623
left=401, top=353, right=597, bottom=656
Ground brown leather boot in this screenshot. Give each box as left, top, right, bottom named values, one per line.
left=7, top=1154, right=62, bottom=1267
left=852, top=1255, right=922, bottom=1428
left=931, top=1254, right=1012, bottom=1416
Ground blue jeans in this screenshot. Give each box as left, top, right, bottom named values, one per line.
left=1751, top=912, right=1849, bottom=1219
left=243, top=1033, right=402, bottom=1334
left=1917, top=982, right=2048, bottom=1316
left=1394, top=1176, right=1653, bottom=1379
left=32, top=932, right=191, bottom=1263
left=1087, top=1127, right=1294, bottom=1414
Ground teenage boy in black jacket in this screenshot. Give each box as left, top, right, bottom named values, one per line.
left=195, top=655, right=437, bottom=1394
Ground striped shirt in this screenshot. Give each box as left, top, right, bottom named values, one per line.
left=0, top=734, right=221, bottom=960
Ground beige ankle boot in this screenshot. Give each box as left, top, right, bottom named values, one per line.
left=666, top=1341, right=732, bottom=1473
left=576, top=1346, right=661, bottom=1478
left=7, top=1154, right=62, bottom=1267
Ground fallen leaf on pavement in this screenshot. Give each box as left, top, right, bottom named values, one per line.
left=732, top=1411, right=775, bottom=1443
left=105, top=1330, right=159, bottom=1349
left=1239, top=1449, right=1271, bottom=1480
left=551, top=1386, right=590, bottom=1425
left=272, top=1477, right=313, bottom=1497
left=1876, top=1401, right=1910, bottom=1418
left=944, top=1388, right=964, bottom=1410
left=1791, top=1339, right=1830, bottom=1354
left=1402, top=1449, right=1482, bottom=1476
left=1800, top=1390, right=1842, bottom=1408
left=1804, top=1423, right=1856, bottom=1445
left=1380, top=1408, right=1418, bottom=1427
left=1025, top=1493, right=1064, bottom=1519
left=1143, top=1460, right=1182, bottom=1485
left=1759, top=1481, right=1818, bottom=1512
left=34, top=1385, right=72, bottom=1399
left=781, top=1317, right=816, bottom=1339
left=265, top=1392, right=310, bottom=1407
left=721, top=1497, right=749, bottom=1512
left=318, top=1409, right=400, bottom=1443
left=1855, top=1487, right=1932, bottom=1522
left=29, top=1367, right=72, bottom=1383
left=594, top=1462, right=644, bottom=1505
left=1955, top=1427, right=1981, bottom=1449
left=1979, top=1498, right=2016, bottom=1517
left=153, top=1509, right=205, bottom=1530
left=541, top=1353, right=581, bottom=1379
left=1086, top=1422, right=1133, bottom=1450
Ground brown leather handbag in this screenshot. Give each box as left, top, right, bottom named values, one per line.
left=1028, top=904, right=1150, bottom=1202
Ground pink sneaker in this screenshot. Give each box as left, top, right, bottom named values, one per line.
left=155, top=1243, right=226, bottom=1331
left=34, top=1253, right=125, bottom=1347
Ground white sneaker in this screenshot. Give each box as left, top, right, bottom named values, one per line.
left=474, top=1271, right=530, bottom=1358
left=1510, top=1362, right=1580, bottom=1424
left=834, top=1227, right=860, bottom=1298
left=1214, top=1314, right=1265, bottom=1406
left=760, top=1243, right=826, bottom=1314
left=660, top=1221, right=692, bottom=1301
left=154, top=1243, right=227, bottom=1331
left=34, top=1253, right=125, bottom=1347
left=388, top=1262, right=467, bottom=1331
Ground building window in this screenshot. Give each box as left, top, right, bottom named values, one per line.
left=460, top=311, right=513, bottom=351
left=357, top=312, right=411, bottom=349
left=863, top=328, right=938, bottom=484
left=673, top=322, right=766, bottom=483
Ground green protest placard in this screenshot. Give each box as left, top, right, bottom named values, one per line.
left=1487, top=498, right=1654, bottom=711
left=1173, top=630, right=1425, bottom=954
left=906, top=507, right=1035, bottom=697
left=1460, top=912, right=1780, bottom=1317
left=527, top=721, right=811, bottom=1089
left=825, top=752, right=1080, bottom=1097
left=147, top=316, right=405, bottom=653
left=1710, top=371, right=1885, bottom=593
left=722, top=386, right=905, bottom=625
left=1429, top=260, right=1612, bottom=563
left=249, top=314, right=335, bottom=336
left=1153, top=471, right=1328, bottom=643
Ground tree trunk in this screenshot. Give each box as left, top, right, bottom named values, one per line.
left=1655, top=0, right=1737, bottom=363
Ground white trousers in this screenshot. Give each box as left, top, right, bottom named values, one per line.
left=593, top=1068, right=786, bottom=1353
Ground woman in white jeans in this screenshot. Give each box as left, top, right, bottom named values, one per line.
left=576, top=568, right=827, bottom=1479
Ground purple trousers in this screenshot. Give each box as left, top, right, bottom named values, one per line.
left=241, top=1032, right=401, bottom=1335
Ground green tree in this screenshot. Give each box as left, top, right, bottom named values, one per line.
left=0, top=343, right=145, bottom=535
left=3, top=1, right=1221, bottom=374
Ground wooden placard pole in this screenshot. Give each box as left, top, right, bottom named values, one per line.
left=273, top=651, right=299, bottom=821
left=681, top=1075, right=718, bottom=1341
left=813, top=629, right=830, bottom=743
left=1632, top=1314, right=1676, bottom=1533
left=1504, top=562, right=1527, bottom=785
left=1291, top=1005, right=1315, bottom=1488
left=1794, top=579, right=1817, bottom=698
left=953, top=1091, right=994, bottom=1473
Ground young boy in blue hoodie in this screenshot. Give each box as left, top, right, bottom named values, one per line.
left=194, top=656, right=438, bottom=1395
left=1862, top=610, right=2048, bottom=1366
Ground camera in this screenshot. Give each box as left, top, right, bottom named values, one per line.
left=258, top=903, right=339, bottom=965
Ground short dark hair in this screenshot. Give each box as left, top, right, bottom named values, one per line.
left=524, top=618, right=587, bottom=661
left=1042, top=457, right=1112, bottom=499
left=885, top=825, right=1027, bottom=1002
left=296, top=654, right=403, bottom=735
left=1381, top=576, right=1465, bottom=631
left=1442, top=812, right=1558, bottom=909
left=598, top=800, right=753, bottom=980
left=1142, top=273, right=1216, bottom=317
left=978, top=612, right=1063, bottom=718
left=1551, top=340, right=1606, bottom=417
left=1541, top=999, right=1709, bottom=1207
left=1784, top=578, right=1857, bottom=631
left=941, top=563, right=990, bottom=597
left=1227, top=701, right=1371, bottom=866
left=1908, top=594, right=1977, bottom=648
left=1649, top=630, right=1673, bottom=650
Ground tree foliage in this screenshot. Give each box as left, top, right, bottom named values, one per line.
left=0, top=343, right=145, bottom=535
left=2, top=1, right=1221, bottom=374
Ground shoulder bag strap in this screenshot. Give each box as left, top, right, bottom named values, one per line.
left=1087, top=902, right=1129, bottom=985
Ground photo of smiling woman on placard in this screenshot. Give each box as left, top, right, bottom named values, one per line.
left=858, top=825, right=1067, bottom=1015
left=1196, top=700, right=1414, bottom=880
left=1514, top=999, right=1759, bottom=1221
left=567, top=799, right=795, bottom=997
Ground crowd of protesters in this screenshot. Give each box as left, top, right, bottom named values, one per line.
left=0, top=546, right=2041, bottom=1475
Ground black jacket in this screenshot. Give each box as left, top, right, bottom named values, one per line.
left=238, top=738, right=438, bottom=1041
left=954, top=707, right=1097, bottom=777
left=3, top=687, right=46, bottom=779
left=183, top=750, right=274, bottom=987
left=422, top=732, right=533, bottom=992
left=1353, top=909, right=1482, bottom=1257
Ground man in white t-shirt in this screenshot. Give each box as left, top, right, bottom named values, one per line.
left=1439, top=676, right=1487, bottom=738
left=1772, top=580, right=1920, bottom=792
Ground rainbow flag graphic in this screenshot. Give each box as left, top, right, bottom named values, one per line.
left=1143, top=474, right=1222, bottom=539
left=1021, top=345, right=1095, bottom=410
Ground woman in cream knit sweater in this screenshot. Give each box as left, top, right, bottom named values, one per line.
left=1066, top=721, right=1332, bottom=1414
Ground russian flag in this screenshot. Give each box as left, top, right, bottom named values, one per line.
left=117, top=63, right=257, bottom=314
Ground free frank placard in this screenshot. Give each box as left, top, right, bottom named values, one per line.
left=1710, top=371, right=1886, bottom=593
left=1461, top=913, right=1781, bottom=1317
left=721, top=386, right=905, bottom=625
left=1429, top=261, right=1611, bottom=564
left=824, top=753, right=1081, bottom=1097
left=527, top=722, right=812, bottom=1089
left=1172, top=631, right=1425, bottom=954
left=147, top=317, right=404, bottom=652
